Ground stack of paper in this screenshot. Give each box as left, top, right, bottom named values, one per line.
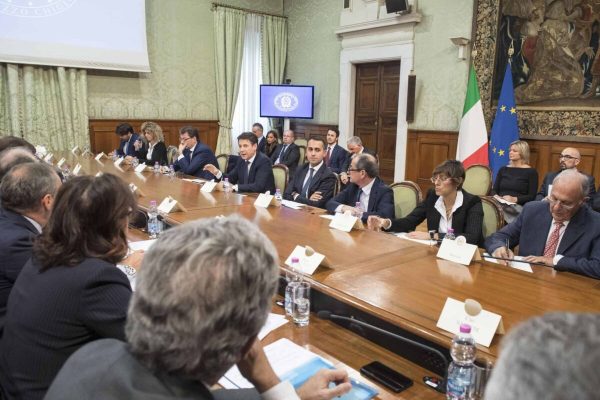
left=258, top=313, right=288, bottom=340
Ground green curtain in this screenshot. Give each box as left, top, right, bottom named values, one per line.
left=213, top=7, right=246, bottom=155
left=0, top=63, right=88, bottom=151
left=261, top=15, right=288, bottom=132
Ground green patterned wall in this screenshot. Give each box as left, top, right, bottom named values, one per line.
left=87, top=0, right=283, bottom=120
left=283, top=0, right=342, bottom=125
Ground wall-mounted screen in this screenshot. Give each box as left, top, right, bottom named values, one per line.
left=260, top=85, right=314, bottom=119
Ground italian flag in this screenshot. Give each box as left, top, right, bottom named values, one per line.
left=456, top=65, right=488, bottom=167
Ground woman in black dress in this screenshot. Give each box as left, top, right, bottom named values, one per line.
left=134, top=121, right=168, bottom=166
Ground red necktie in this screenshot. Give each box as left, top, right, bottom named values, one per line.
left=543, top=222, right=564, bottom=258
left=325, top=147, right=331, bottom=166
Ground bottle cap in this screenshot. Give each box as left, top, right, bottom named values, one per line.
left=150, top=200, right=157, bottom=206
left=291, top=257, right=300, bottom=264
left=459, top=323, right=471, bottom=333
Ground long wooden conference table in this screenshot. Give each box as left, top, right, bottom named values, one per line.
left=59, top=153, right=600, bottom=399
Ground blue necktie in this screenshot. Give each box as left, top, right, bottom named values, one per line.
left=301, top=168, right=315, bottom=198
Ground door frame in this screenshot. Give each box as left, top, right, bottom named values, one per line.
left=338, top=43, right=414, bottom=182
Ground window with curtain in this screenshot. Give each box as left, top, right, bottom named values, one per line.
left=231, top=13, right=270, bottom=153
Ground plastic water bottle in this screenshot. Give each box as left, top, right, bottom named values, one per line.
left=169, top=164, right=175, bottom=178
left=223, top=177, right=231, bottom=194
left=445, top=228, right=456, bottom=241
left=275, top=188, right=283, bottom=203
left=354, top=201, right=364, bottom=218
left=446, top=323, right=476, bottom=400
left=147, top=200, right=160, bottom=239
left=153, top=162, right=160, bottom=174
left=285, top=257, right=302, bottom=316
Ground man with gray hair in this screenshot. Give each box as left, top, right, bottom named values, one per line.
left=326, top=153, right=394, bottom=223
left=0, top=162, right=61, bottom=329
left=485, top=312, right=600, bottom=400
left=0, top=147, right=38, bottom=182
left=486, top=169, right=600, bottom=279
left=340, top=136, right=375, bottom=185
left=45, top=216, right=352, bottom=400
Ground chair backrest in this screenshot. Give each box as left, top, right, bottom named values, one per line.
left=332, top=172, right=341, bottom=196
left=463, top=164, right=492, bottom=196
left=297, top=145, right=306, bottom=167
left=216, top=153, right=229, bottom=173
left=272, top=164, right=289, bottom=194
left=294, top=138, right=307, bottom=148
left=390, top=181, right=422, bottom=219
left=480, top=196, right=505, bottom=237
left=167, top=145, right=178, bottom=165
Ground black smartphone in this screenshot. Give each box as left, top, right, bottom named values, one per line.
left=360, top=361, right=413, bottom=393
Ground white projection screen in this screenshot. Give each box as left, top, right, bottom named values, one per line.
left=0, top=0, right=150, bottom=72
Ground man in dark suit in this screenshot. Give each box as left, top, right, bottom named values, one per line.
left=114, top=122, right=141, bottom=157
left=324, top=128, right=349, bottom=174
left=340, top=136, right=375, bottom=185
left=173, top=126, right=219, bottom=180
left=284, top=137, right=336, bottom=208
left=536, top=147, right=597, bottom=210
left=0, top=162, right=61, bottom=329
left=326, top=153, right=394, bottom=222
left=252, top=122, right=266, bottom=154
left=204, top=132, right=275, bottom=194
left=486, top=170, right=600, bottom=279
left=271, top=129, right=300, bottom=178
left=45, top=217, right=351, bottom=400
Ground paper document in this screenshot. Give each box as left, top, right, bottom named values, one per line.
left=258, top=313, right=288, bottom=340
left=128, top=239, right=157, bottom=252
left=493, top=194, right=516, bottom=205
left=281, top=199, right=305, bottom=210
left=319, top=214, right=335, bottom=220
left=483, top=253, right=533, bottom=273
left=182, top=178, right=204, bottom=184
left=394, top=232, right=435, bottom=246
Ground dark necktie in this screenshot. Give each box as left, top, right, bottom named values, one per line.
left=325, top=146, right=332, bottom=166
left=301, top=168, right=315, bottom=198
left=280, top=145, right=287, bottom=161
left=356, top=188, right=363, bottom=207
left=242, top=160, right=251, bottom=184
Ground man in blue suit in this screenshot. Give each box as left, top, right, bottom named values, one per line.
left=324, top=128, right=349, bottom=174
left=252, top=122, right=266, bottom=154
left=486, top=169, right=600, bottom=279
left=204, top=132, right=275, bottom=194
left=271, top=129, right=300, bottom=178
left=326, top=153, right=394, bottom=223
left=0, top=162, right=61, bottom=329
left=173, top=126, right=219, bottom=180
left=284, top=137, right=336, bottom=209
left=114, top=123, right=141, bottom=157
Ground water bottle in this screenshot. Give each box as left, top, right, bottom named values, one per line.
left=153, top=162, right=160, bottom=174
left=131, top=157, right=139, bottom=168
left=223, top=177, right=231, bottom=194
left=169, top=164, right=175, bottom=178
left=147, top=200, right=160, bottom=239
left=445, top=228, right=456, bottom=241
left=275, top=188, right=283, bottom=203
left=285, top=257, right=302, bottom=316
left=446, top=323, right=476, bottom=400
left=354, top=201, right=364, bottom=218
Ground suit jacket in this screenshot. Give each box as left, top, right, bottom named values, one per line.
left=257, top=136, right=266, bottom=154
left=0, top=258, right=132, bottom=400
left=485, top=201, right=600, bottom=279
left=536, top=170, right=598, bottom=207
left=326, top=144, right=350, bottom=174
left=271, top=143, right=300, bottom=177
left=223, top=152, right=275, bottom=194
left=341, top=147, right=376, bottom=172
left=45, top=339, right=262, bottom=400
left=174, top=143, right=219, bottom=180
left=326, top=177, right=394, bottom=222
left=138, top=141, right=168, bottom=166
left=0, top=207, right=39, bottom=330
left=388, top=189, right=484, bottom=246
left=117, top=133, right=140, bottom=157
left=283, top=163, right=337, bottom=208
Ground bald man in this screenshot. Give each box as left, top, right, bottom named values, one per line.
left=536, top=147, right=596, bottom=204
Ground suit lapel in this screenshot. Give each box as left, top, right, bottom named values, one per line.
left=309, top=165, right=325, bottom=191
left=557, top=207, right=587, bottom=254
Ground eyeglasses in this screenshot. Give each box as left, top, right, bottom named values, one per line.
left=546, top=196, right=579, bottom=210
left=559, top=154, right=579, bottom=160
left=430, top=175, right=451, bottom=184
left=347, top=168, right=362, bottom=173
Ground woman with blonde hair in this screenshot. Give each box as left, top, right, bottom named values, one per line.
left=133, top=121, right=168, bottom=166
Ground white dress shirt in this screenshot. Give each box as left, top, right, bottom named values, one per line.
left=433, top=191, right=464, bottom=234
left=23, top=215, right=42, bottom=234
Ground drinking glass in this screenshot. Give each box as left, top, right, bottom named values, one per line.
left=292, top=282, right=310, bottom=326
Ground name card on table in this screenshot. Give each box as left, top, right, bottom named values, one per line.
left=284, top=245, right=329, bottom=275
left=254, top=192, right=278, bottom=208
left=436, top=236, right=481, bottom=266
left=71, top=145, right=80, bottom=155
left=134, top=163, right=148, bottom=173
left=329, top=212, right=364, bottom=233
left=437, top=297, right=505, bottom=348
left=56, top=158, right=66, bottom=168
left=128, top=183, right=145, bottom=197
left=44, top=153, right=54, bottom=163
left=158, top=196, right=187, bottom=214
left=114, top=157, right=124, bottom=167
left=72, top=164, right=82, bottom=176
left=201, top=180, right=223, bottom=193
left=95, top=152, right=108, bottom=161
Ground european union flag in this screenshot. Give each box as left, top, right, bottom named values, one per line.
left=489, top=63, right=519, bottom=181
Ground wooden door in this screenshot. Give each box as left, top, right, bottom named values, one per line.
left=354, top=61, right=400, bottom=183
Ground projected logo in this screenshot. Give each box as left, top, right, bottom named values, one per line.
left=0, top=0, right=77, bottom=17
left=273, top=92, right=299, bottom=113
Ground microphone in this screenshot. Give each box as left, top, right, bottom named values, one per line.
left=317, top=310, right=448, bottom=393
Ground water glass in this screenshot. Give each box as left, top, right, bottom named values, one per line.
left=470, top=357, right=493, bottom=399
left=292, top=282, right=310, bottom=326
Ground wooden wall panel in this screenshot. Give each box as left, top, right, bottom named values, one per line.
left=289, top=121, right=338, bottom=140
left=89, top=120, right=219, bottom=154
